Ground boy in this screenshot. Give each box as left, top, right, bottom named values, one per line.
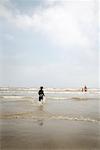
left=38, top=86, right=45, bottom=102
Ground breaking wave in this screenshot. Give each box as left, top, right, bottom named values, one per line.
left=0, top=95, right=100, bottom=102
left=0, top=112, right=99, bottom=123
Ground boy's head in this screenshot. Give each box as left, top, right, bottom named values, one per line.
left=40, top=86, right=43, bottom=90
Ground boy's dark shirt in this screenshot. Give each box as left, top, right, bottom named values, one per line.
left=38, top=90, right=44, bottom=97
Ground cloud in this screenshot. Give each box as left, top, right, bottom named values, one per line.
left=0, top=0, right=97, bottom=49
left=0, top=2, right=11, bottom=19
left=0, top=0, right=98, bottom=88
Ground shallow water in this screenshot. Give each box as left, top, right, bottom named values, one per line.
left=0, top=87, right=100, bottom=122
left=0, top=87, right=100, bottom=150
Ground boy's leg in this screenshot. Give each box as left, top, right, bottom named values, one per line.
left=39, top=97, right=41, bottom=101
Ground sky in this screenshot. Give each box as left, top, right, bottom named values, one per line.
left=0, top=0, right=99, bottom=88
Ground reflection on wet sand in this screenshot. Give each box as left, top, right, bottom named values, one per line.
left=37, top=119, right=44, bottom=126
left=36, top=105, right=44, bottom=126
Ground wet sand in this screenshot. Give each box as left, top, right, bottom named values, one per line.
left=0, top=119, right=100, bottom=150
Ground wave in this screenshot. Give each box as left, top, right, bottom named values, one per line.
left=71, top=97, right=100, bottom=100
left=2, top=96, right=24, bottom=99
left=0, top=95, right=99, bottom=102
left=0, top=96, right=34, bottom=102
left=0, top=112, right=99, bottom=123
left=47, top=97, right=68, bottom=100
left=0, top=87, right=100, bottom=92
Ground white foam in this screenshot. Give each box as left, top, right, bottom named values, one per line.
left=3, top=96, right=23, bottom=99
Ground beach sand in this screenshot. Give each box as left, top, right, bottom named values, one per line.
left=0, top=89, right=100, bottom=150
left=0, top=119, right=100, bottom=150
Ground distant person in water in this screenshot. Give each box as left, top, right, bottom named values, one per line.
left=84, top=86, right=87, bottom=92
left=38, top=86, right=45, bottom=102
left=82, top=88, right=84, bottom=92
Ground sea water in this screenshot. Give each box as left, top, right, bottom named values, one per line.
left=0, top=87, right=100, bottom=123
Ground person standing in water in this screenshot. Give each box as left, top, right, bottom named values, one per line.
left=82, top=88, right=84, bottom=92
left=38, top=86, right=45, bottom=102
left=84, top=86, right=87, bottom=92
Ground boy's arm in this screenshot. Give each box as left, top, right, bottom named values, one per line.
left=43, top=91, right=45, bottom=96
left=38, top=90, right=40, bottom=95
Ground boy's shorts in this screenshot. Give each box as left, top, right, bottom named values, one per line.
left=39, top=96, right=43, bottom=101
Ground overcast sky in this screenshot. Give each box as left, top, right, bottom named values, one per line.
left=0, top=0, right=99, bottom=88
